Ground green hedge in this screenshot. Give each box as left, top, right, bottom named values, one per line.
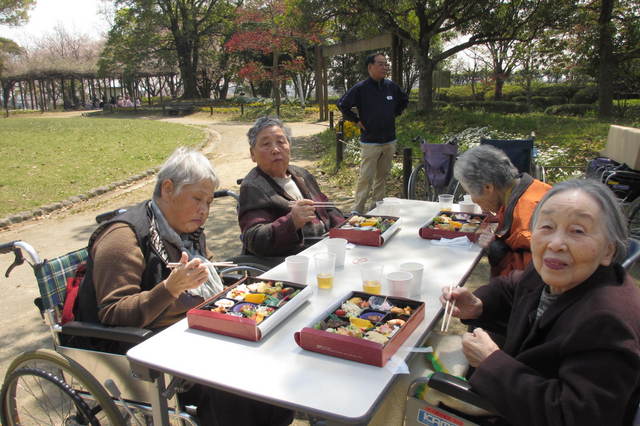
left=572, top=86, right=598, bottom=104
left=544, top=104, right=595, bottom=116
left=455, top=101, right=531, bottom=113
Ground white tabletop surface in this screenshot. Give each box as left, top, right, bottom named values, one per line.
left=127, top=200, right=483, bottom=422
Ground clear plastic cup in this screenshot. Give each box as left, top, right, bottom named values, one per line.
left=360, top=262, right=383, bottom=294
left=386, top=271, right=413, bottom=298
left=285, top=255, right=309, bottom=283
left=438, top=194, right=454, bottom=211
left=314, top=252, right=336, bottom=289
left=326, top=238, right=347, bottom=267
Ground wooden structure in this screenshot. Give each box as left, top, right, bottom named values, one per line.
left=1, top=70, right=181, bottom=114
left=315, top=33, right=403, bottom=121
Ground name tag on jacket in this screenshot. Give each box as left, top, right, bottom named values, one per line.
left=386, top=95, right=393, bottom=100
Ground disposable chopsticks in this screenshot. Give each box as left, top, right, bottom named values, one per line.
left=440, top=283, right=456, bottom=333
left=167, top=261, right=237, bottom=269
left=288, top=201, right=336, bottom=208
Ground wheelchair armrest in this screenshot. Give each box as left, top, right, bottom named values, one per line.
left=428, top=372, right=496, bottom=413
left=61, top=321, right=154, bottom=345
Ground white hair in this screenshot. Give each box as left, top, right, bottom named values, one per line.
left=153, top=147, right=219, bottom=199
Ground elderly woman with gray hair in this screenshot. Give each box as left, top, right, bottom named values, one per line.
left=239, top=116, right=344, bottom=260
left=454, top=145, right=551, bottom=277
left=76, top=146, right=294, bottom=426
left=440, top=179, right=640, bottom=425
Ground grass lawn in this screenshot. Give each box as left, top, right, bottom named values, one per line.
left=0, top=117, right=204, bottom=217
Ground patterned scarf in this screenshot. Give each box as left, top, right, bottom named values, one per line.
left=149, top=200, right=223, bottom=299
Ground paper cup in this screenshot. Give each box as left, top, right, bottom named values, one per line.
left=285, top=255, right=309, bottom=284
left=459, top=201, right=476, bottom=213
left=399, top=262, right=424, bottom=297
left=386, top=271, right=413, bottom=298
left=326, top=238, right=347, bottom=267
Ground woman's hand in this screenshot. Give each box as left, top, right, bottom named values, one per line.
left=164, top=252, right=209, bottom=298
left=477, top=229, right=495, bottom=249
left=462, top=328, right=499, bottom=367
left=291, top=199, right=316, bottom=229
left=440, top=286, right=483, bottom=320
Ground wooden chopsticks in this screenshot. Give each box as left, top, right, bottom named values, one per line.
left=441, top=283, right=456, bottom=333
left=288, top=201, right=336, bottom=208
left=167, top=261, right=237, bottom=269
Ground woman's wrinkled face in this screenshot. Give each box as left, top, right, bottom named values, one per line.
left=250, top=125, right=290, bottom=178
left=160, top=179, right=215, bottom=234
left=530, top=190, right=615, bottom=294
left=467, top=183, right=503, bottom=213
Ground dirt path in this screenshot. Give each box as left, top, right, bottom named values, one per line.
left=0, top=114, right=338, bottom=381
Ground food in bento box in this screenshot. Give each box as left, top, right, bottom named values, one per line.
left=313, top=296, right=414, bottom=345
left=204, top=280, right=300, bottom=324
left=430, top=212, right=484, bottom=232
left=342, top=215, right=397, bottom=232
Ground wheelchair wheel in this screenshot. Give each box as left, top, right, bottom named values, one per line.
left=408, top=164, right=437, bottom=201
left=627, top=198, right=640, bottom=239
left=1, top=349, right=124, bottom=425
left=1, top=367, right=99, bottom=425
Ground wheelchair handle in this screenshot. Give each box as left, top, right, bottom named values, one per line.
left=1, top=240, right=42, bottom=277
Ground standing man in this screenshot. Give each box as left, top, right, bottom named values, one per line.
left=337, top=52, right=409, bottom=214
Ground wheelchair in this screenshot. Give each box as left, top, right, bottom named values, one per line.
left=480, top=133, right=545, bottom=182
left=586, top=156, right=640, bottom=239
left=0, top=200, right=267, bottom=425
left=407, top=136, right=464, bottom=202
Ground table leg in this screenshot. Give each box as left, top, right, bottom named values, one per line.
left=149, top=372, right=170, bottom=425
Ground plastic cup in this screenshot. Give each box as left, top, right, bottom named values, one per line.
left=285, top=255, right=309, bottom=283
left=360, top=262, right=384, bottom=294
left=326, top=238, right=347, bottom=267
left=386, top=271, right=413, bottom=298
left=463, top=194, right=473, bottom=203
left=399, top=262, right=424, bottom=297
left=438, top=194, right=454, bottom=211
left=314, top=252, right=336, bottom=289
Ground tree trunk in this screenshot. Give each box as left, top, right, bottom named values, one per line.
left=175, top=38, right=200, bottom=98
left=597, top=0, right=615, bottom=119
left=416, top=52, right=436, bottom=112
left=494, top=77, right=505, bottom=100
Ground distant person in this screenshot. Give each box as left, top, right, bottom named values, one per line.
left=337, top=52, right=408, bottom=214
left=238, top=116, right=344, bottom=261
left=454, top=145, right=551, bottom=277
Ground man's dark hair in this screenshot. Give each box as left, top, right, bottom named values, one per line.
left=365, top=52, right=386, bottom=66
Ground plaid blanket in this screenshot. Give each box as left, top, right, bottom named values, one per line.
left=34, top=247, right=88, bottom=311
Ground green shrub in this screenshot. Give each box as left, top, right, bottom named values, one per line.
left=533, top=83, right=583, bottom=99
left=545, top=104, right=595, bottom=116
left=530, top=96, right=569, bottom=109
left=455, top=101, right=531, bottom=114
left=439, top=85, right=486, bottom=102
left=572, top=86, right=598, bottom=104
left=500, top=85, right=527, bottom=100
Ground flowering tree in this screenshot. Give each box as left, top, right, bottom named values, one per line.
left=225, top=0, right=320, bottom=110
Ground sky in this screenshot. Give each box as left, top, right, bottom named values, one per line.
left=0, top=0, right=110, bottom=46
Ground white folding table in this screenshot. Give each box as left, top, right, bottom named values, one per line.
left=127, top=200, right=483, bottom=425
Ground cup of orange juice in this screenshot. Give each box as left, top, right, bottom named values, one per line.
left=360, top=262, right=383, bottom=294
left=314, top=252, right=336, bottom=289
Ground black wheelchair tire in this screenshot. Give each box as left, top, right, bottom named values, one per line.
left=1, top=366, right=99, bottom=425
left=1, top=349, right=124, bottom=425
left=408, top=164, right=437, bottom=201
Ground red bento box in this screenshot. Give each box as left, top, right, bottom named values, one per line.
left=329, top=214, right=401, bottom=247
left=294, top=291, right=425, bottom=367
left=187, top=277, right=312, bottom=341
left=419, top=210, right=489, bottom=242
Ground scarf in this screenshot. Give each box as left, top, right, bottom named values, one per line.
left=150, top=200, right=223, bottom=299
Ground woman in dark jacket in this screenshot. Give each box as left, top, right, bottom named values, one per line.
left=442, top=179, right=640, bottom=425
